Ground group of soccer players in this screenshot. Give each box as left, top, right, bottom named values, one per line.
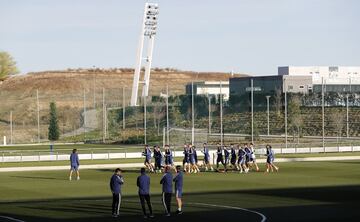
left=109, top=165, right=183, bottom=218
left=142, top=144, right=174, bottom=173
left=69, top=143, right=278, bottom=218
left=141, top=142, right=279, bottom=174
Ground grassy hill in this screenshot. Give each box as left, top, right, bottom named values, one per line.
left=0, top=68, right=246, bottom=143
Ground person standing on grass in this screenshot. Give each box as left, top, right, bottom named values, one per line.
left=182, top=144, right=190, bottom=173
left=137, top=168, right=154, bottom=219
left=110, top=168, right=124, bottom=218
left=249, top=143, right=260, bottom=171
left=230, top=144, right=238, bottom=171
left=160, top=166, right=173, bottom=216
left=143, top=145, right=154, bottom=173
left=154, top=145, right=163, bottom=173
left=173, top=165, right=184, bottom=215
left=265, top=144, right=279, bottom=173
left=69, top=149, right=80, bottom=181
left=202, top=143, right=213, bottom=171
left=216, top=144, right=226, bottom=171
left=164, top=145, right=174, bottom=170
left=237, top=145, right=248, bottom=173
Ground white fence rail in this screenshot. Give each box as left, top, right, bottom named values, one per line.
left=1, top=146, right=360, bottom=163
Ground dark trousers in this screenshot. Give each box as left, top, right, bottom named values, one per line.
left=217, top=156, right=226, bottom=169
left=162, top=192, right=172, bottom=214
left=112, top=193, right=121, bottom=215
left=139, top=194, right=153, bottom=215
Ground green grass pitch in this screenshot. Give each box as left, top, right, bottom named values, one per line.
left=0, top=161, right=360, bottom=222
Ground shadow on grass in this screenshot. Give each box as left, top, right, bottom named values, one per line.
left=0, top=185, right=360, bottom=222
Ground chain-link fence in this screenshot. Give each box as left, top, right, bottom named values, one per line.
left=1, top=74, right=360, bottom=151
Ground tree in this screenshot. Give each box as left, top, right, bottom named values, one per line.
left=274, top=87, right=282, bottom=117
left=288, top=95, right=303, bottom=142
left=48, top=102, right=60, bottom=141
left=331, top=110, right=344, bottom=143
left=0, top=51, right=19, bottom=80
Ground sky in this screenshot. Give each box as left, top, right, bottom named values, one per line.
left=0, top=0, right=359, bottom=75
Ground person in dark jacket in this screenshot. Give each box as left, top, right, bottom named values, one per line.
left=160, top=166, right=173, bottom=216
left=137, top=168, right=154, bottom=218
left=110, top=168, right=124, bottom=217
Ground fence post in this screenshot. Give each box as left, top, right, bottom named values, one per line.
left=125, top=151, right=127, bottom=159
left=56, top=152, right=59, bottom=161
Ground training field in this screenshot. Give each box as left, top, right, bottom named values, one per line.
left=0, top=161, right=360, bottom=222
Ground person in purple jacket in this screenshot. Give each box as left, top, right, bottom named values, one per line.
left=137, top=168, right=154, bottom=219
left=110, top=168, right=124, bottom=218
left=69, top=149, right=80, bottom=181
left=160, top=166, right=173, bottom=216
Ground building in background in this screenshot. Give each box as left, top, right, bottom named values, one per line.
left=279, top=66, right=360, bottom=93
left=185, top=81, right=230, bottom=100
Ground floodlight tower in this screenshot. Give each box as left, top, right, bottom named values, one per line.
left=131, top=3, right=159, bottom=106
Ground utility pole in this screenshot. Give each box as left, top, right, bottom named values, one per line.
left=266, top=95, right=270, bottom=136
left=346, top=94, right=349, bottom=138
left=36, top=89, right=40, bottom=143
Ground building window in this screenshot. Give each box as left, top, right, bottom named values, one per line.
left=299, top=85, right=304, bottom=89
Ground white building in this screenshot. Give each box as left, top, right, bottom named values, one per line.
left=186, top=81, right=229, bottom=100
left=278, top=66, right=360, bottom=85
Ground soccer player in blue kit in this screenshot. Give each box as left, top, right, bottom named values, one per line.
left=137, top=168, right=154, bottom=218
left=69, top=149, right=80, bottom=180
left=202, top=143, right=213, bottom=171
left=265, top=144, right=279, bottom=173
left=143, top=145, right=154, bottom=173
left=173, top=165, right=184, bottom=215
left=160, top=166, right=173, bottom=216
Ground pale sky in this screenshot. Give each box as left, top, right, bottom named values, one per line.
left=0, top=0, right=359, bottom=75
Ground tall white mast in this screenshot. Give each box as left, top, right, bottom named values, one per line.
left=131, top=3, right=159, bottom=106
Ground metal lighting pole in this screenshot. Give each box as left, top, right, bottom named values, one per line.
left=284, top=78, right=288, bottom=149
left=144, top=96, right=147, bottom=144
left=10, top=111, right=13, bottom=144
left=83, top=88, right=86, bottom=142
left=36, top=89, right=40, bottom=143
left=322, top=77, right=325, bottom=150
left=251, top=79, right=254, bottom=144
left=208, top=94, right=211, bottom=134
left=166, top=84, right=169, bottom=145
left=102, top=88, right=105, bottom=143
left=131, top=3, right=159, bottom=106
left=220, top=81, right=223, bottom=146
left=346, top=94, right=349, bottom=138
left=122, top=87, right=126, bottom=130
left=347, top=77, right=351, bottom=138
left=93, top=74, right=96, bottom=109
left=266, top=95, right=270, bottom=136
left=191, top=82, right=195, bottom=144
